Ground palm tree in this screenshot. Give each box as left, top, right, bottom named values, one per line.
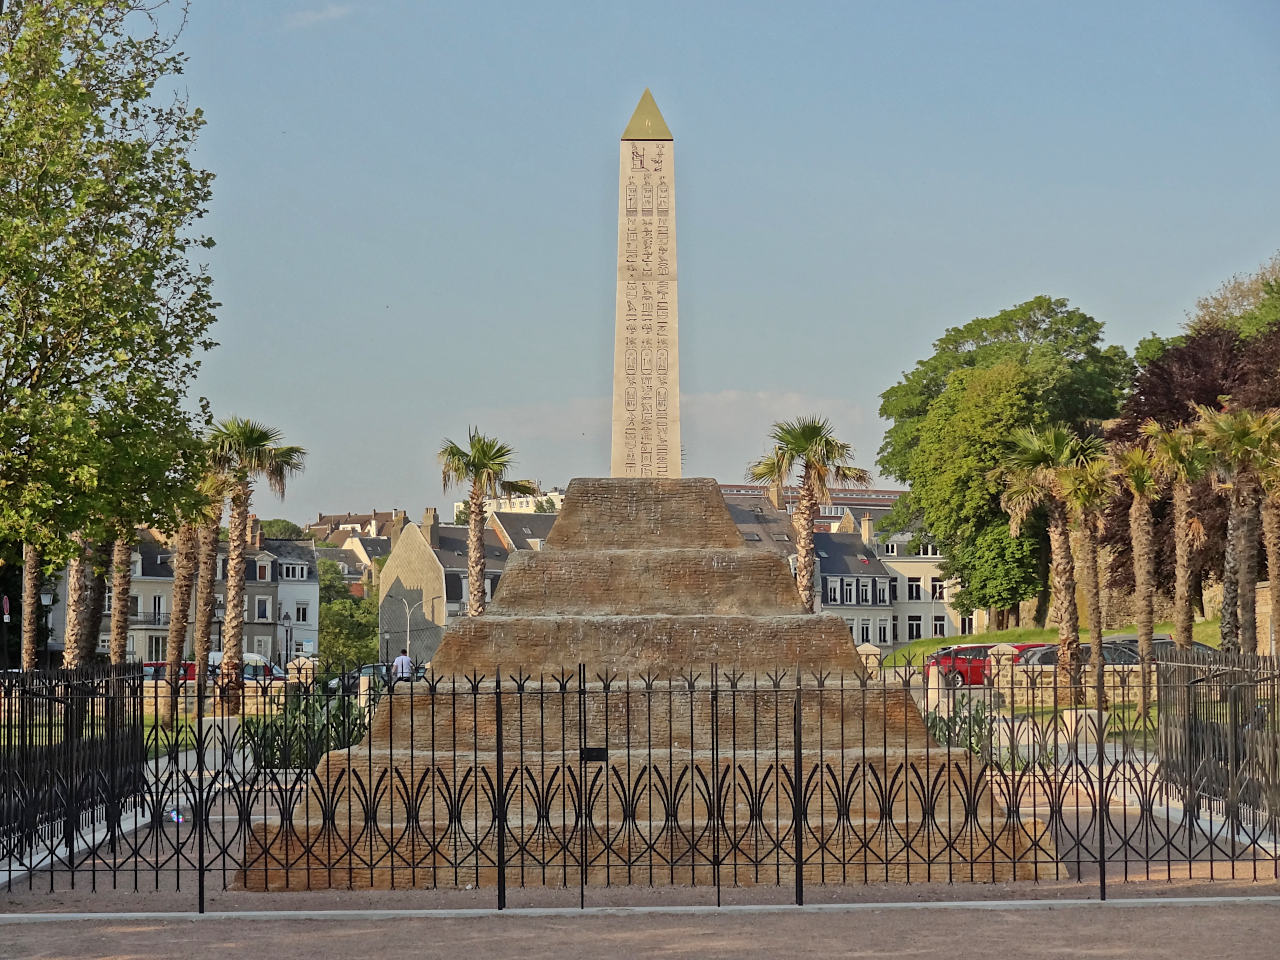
left=22, top=543, right=40, bottom=670
left=1195, top=404, right=1280, bottom=654
left=1114, top=445, right=1161, bottom=713
left=192, top=467, right=233, bottom=697
left=108, top=532, right=133, bottom=665
left=747, top=416, right=871, bottom=613
left=209, top=418, right=307, bottom=711
left=62, top=535, right=94, bottom=668
left=1142, top=422, right=1209, bottom=650
left=993, top=425, right=1101, bottom=694
left=1061, top=454, right=1113, bottom=681
left=163, top=523, right=198, bottom=725
left=439, top=429, right=537, bottom=617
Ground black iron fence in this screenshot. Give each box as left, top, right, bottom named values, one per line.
left=2, top=651, right=1278, bottom=911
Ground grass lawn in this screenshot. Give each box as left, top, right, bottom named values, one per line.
left=883, top=617, right=1223, bottom=666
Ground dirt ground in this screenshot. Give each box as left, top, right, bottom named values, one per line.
left=3, top=898, right=1280, bottom=960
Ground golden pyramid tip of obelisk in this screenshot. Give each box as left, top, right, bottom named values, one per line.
left=621, top=89, right=672, bottom=141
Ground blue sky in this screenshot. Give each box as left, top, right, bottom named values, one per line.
left=181, top=1, right=1280, bottom=521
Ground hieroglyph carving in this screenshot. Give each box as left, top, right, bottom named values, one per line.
left=612, top=122, right=680, bottom=478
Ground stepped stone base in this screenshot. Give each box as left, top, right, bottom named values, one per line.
left=239, top=478, right=1057, bottom=889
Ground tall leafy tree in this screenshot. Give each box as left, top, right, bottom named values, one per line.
left=439, top=429, right=536, bottom=617
left=993, top=425, right=1102, bottom=693
left=748, top=417, right=871, bottom=613
left=879, top=297, right=1129, bottom=625
left=209, top=419, right=306, bottom=710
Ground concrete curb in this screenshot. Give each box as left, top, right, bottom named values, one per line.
left=2, top=895, right=1279, bottom=923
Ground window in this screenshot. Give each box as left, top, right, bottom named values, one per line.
left=878, top=618, right=889, bottom=644
left=889, top=578, right=898, bottom=603
left=874, top=579, right=888, bottom=605
left=960, top=616, right=975, bottom=636
left=293, top=637, right=305, bottom=655
left=772, top=534, right=790, bottom=542
left=147, top=635, right=165, bottom=661
left=883, top=541, right=897, bottom=556
left=282, top=563, right=307, bottom=580
left=930, top=578, right=945, bottom=601
left=256, top=596, right=270, bottom=621
left=892, top=616, right=899, bottom=642
left=128, top=595, right=140, bottom=618
left=933, top=615, right=947, bottom=638
left=858, top=579, right=870, bottom=605
left=826, top=578, right=840, bottom=604
left=860, top=619, right=871, bottom=642
left=842, top=580, right=854, bottom=605
left=257, top=562, right=269, bottom=581
left=219, top=558, right=228, bottom=580
left=744, top=532, right=762, bottom=541
left=907, top=577, right=922, bottom=601
left=253, top=635, right=270, bottom=656
left=295, top=603, right=309, bottom=624
left=907, top=616, right=922, bottom=641
left=916, top=543, right=941, bottom=558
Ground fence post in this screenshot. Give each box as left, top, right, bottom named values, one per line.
left=711, top=664, right=721, bottom=908
left=578, top=663, right=587, bottom=910
left=196, top=676, right=206, bottom=914
left=495, top=669, right=506, bottom=910
left=1095, top=657, right=1107, bottom=901
left=793, top=671, right=804, bottom=907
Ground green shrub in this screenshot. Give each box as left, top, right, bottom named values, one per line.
left=243, top=693, right=373, bottom=769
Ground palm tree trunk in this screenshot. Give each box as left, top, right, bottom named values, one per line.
left=109, top=536, right=133, bottom=664
left=62, top=535, right=92, bottom=668
left=1262, top=497, right=1280, bottom=657
left=165, top=524, right=198, bottom=726
left=1221, top=506, right=1240, bottom=653
left=1236, top=488, right=1261, bottom=655
left=22, top=543, right=39, bottom=671
left=467, top=482, right=487, bottom=616
left=222, top=479, right=250, bottom=714
left=1172, top=482, right=1194, bottom=650
left=85, top=549, right=108, bottom=657
left=792, top=468, right=819, bottom=613
left=193, top=520, right=220, bottom=698
left=1046, top=503, right=1081, bottom=699
left=1077, top=522, right=1105, bottom=690
left=1130, top=496, right=1157, bottom=713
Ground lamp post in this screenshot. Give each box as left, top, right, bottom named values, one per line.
left=39, top=591, right=53, bottom=670
left=280, top=611, right=292, bottom=667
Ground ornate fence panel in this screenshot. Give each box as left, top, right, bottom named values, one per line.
left=3, top=654, right=1279, bottom=910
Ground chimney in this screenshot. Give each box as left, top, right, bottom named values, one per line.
left=860, top=512, right=874, bottom=545
left=249, top=514, right=262, bottom=549
left=766, top=486, right=783, bottom=510
left=422, top=507, right=440, bottom=548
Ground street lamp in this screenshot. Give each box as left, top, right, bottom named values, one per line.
left=39, top=591, right=53, bottom=670
left=280, top=611, right=292, bottom=666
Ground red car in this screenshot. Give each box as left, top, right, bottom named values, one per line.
left=924, top=642, right=1050, bottom=687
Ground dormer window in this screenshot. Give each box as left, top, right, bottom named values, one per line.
left=257, top=562, right=269, bottom=581
left=281, top=563, right=307, bottom=580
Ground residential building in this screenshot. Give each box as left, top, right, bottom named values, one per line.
left=49, top=526, right=320, bottom=664
left=305, top=509, right=411, bottom=544
left=488, top=511, right=556, bottom=551
left=452, top=486, right=566, bottom=522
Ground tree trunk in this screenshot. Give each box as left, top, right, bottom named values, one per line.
left=62, top=535, right=92, bottom=668
left=193, top=520, right=220, bottom=698
left=1171, top=483, right=1194, bottom=650
left=1130, top=496, right=1157, bottom=714
left=84, top=547, right=108, bottom=657
left=165, top=524, right=198, bottom=726
left=792, top=469, right=819, bottom=613
left=1221, top=506, right=1240, bottom=653
left=1033, top=527, right=1051, bottom=628
left=1046, top=503, right=1081, bottom=699
left=1077, top=523, right=1106, bottom=685
left=22, top=543, right=39, bottom=671
left=221, top=480, right=251, bottom=714
left=467, top=482, right=487, bottom=616
left=1262, top=497, right=1280, bottom=658
left=109, top=536, right=132, bottom=664
left=1236, top=488, right=1261, bottom=655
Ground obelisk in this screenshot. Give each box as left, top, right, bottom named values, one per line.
left=610, top=89, right=680, bottom=478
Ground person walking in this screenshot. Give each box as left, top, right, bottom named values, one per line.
left=392, top=648, right=415, bottom=687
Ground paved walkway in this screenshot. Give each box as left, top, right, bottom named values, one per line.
left=4, top=899, right=1280, bottom=960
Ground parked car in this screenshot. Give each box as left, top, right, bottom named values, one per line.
left=1020, top=642, right=1139, bottom=666
left=142, top=661, right=200, bottom=681
left=923, top=643, right=1051, bottom=687
left=1107, top=633, right=1217, bottom=659
left=327, top=662, right=395, bottom=695
left=205, top=652, right=287, bottom=683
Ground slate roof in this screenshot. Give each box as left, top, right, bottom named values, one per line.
left=490, top=511, right=557, bottom=551
left=352, top=536, right=392, bottom=559
left=433, top=525, right=508, bottom=572
left=315, top=546, right=364, bottom=577
left=722, top=494, right=797, bottom=556
left=812, top=532, right=889, bottom=577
